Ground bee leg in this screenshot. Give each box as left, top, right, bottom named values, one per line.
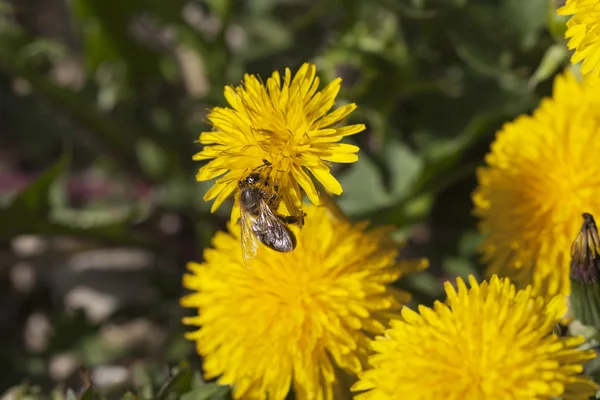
left=279, top=213, right=306, bottom=227
left=268, top=193, right=278, bottom=206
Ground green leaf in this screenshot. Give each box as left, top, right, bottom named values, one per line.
left=548, top=0, right=570, bottom=40
left=66, top=389, right=78, bottom=400
left=383, top=140, right=423, bottom=199
left=130, top=365, right=154, bottom=400
left=447, top=27, right=510, bottom=79
left=240, top=17, right=294, bottom=62
left=204, top=0, right=232, bottom=20
left=584, top=347, right=600, bottom=385
left=397, top=270, right=445, bottom=307
left=442, top=257, right=478, bottom=278
left=189, top=371, right=205, bottom=390
left=338, top=155, right=390, bottom=216
left=528, top=43, right=569, bottom=89
left=120, top=392, right=137, bottom=400
left=52, top=387, right=67, bottom=400
left=0, top=155, right=152, bottom=248
left=338, top=139, right=422, bottom=216
left=155, top=364, right=193, bottom=400
left=409, top=110, right=512, bottom=199
left=136, top=138, right=169, bottom=181
left=69, top=0, right=163, bottom=83
left=15, top=38, right=68, bottom=66
left=10, top=154, right=69, bottom=216
left=79, top=386, right=103, bottom=400
left=458, top=231, right=484, bottom=258
left=502, top=0, right=547, bottom=50
left=180, top=384, right=230, bottom=400
left=348, top=108, right=504, bottom=225
left=0, top=38, right=164, bottom=182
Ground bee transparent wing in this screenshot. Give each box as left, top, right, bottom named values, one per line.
left=256, top=200, right=296, bottom=253
left=239, top=208, right=261, bottom=267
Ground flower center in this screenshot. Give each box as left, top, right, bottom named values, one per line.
left=245, top=100, right=313, bottom=172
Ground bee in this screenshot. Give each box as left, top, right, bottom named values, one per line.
left=236, top=160, right=305, bottom=265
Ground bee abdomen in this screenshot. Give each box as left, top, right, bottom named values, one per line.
left=252, top=224, right=297, bottom=253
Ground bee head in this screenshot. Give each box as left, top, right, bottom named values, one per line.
left=244, top=173, right=262, bottom=186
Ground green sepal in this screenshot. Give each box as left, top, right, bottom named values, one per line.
left=570, top=279, right=600, bottom=330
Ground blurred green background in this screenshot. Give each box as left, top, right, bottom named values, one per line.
left=0, top=0, right=571, bottom=398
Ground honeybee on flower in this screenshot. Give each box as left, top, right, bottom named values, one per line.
left=236, top=159, right=305, bottom=265
left=194, top=63, right=365, bottom=246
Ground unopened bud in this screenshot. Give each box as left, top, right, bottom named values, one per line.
left=569, top=212, right=600, bottom=329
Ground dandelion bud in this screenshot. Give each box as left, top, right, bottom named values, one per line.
left=569, top=212, right=600, bottom=329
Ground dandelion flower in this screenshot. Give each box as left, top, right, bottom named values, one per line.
left=352, top=275, right=597, bottom=400
left=473, top=70, right=600, bottom=296
left=194, top=63, right=365, bottom=219
left=558, top=0, right=600, bottom=84
left=181, top=204, right=427, bottom=400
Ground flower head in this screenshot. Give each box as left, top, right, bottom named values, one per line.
left=194, top=63, right=365, bottom=219
left=352, top=275, right=597, bottom=400
left=473, top=70, right=600, bottom=296
left=558, top=0, right=600, bottom=84
left=181, top=204, right=427, bottom=400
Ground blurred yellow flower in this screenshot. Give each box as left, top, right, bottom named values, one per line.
left=558, top=0, right=600, bottom=83
left=352, top=275, right=597, bottom=400
left=181, top=204, right=427, bottom=400
left=473, top=70, right=600, bottom=296
left=194, top=63, right=365, bottom=219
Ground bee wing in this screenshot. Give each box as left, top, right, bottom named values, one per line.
left=256, top=200, right=296, bottom=252
left=239, top=207, right=261, bottom=267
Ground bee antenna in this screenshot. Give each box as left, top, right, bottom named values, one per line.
left=250, top=162, right=267, bottom=173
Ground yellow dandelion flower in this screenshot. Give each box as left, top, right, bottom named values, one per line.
left=352, top=275, right=598, bottom=400
left=473, top=70, right=600, bottom=296
left=181, top=204, right=428, bottom=400
left=194, top=63, right=365, bottom=219
left=558, top=0, right=600, bottom=84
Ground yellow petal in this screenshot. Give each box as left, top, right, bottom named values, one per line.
left=320, top=143, right=360, bottom=153
left=309, top=135, right=344, bottom=144
left=314, top=104, right=357, bottom=129
left=581, top=44, right=600, bottom=74
left=196, top=159, right=229, bottom=181
left=291, top=164, right=320, bottom=205
left=320, top=152, right=358, bottom=163
left=230, top=202, right=241, bottom=225
left=224, top=85, right=243, bottom=111
left=203, top=182, right=225, bottom=202
left=192, top=151, right=218, bottom=161
left=335, top=124, right=366, bottom=137
left=210, top=178, right=238, bottom=213
left=310, top=164, right=343, bottom=195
